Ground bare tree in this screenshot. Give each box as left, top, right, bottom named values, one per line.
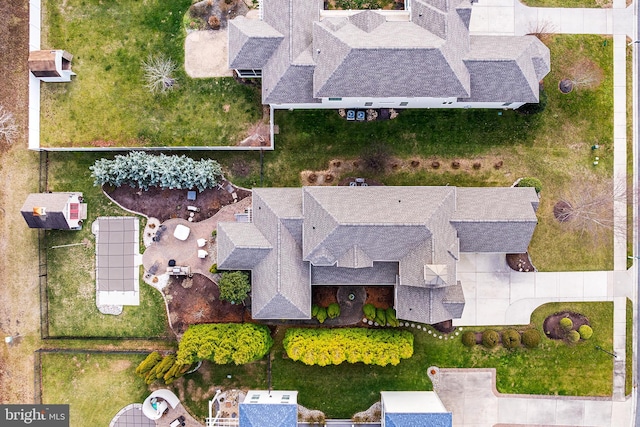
left=0, top=106, right=18, bottom=146
left=554, top=176, right=626, bottom=242
left=142, top=55, right=177, bottom=94
left=570, top=66, right=600, bottom=89
left=527, top=20, right=557, bottom=43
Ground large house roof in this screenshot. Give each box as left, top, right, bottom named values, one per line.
left=228, top=0, right=550, bottom=105
left=217, top=186, right=538, bottom=323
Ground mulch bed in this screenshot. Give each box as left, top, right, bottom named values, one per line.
left=506, top=253, right=536, bottom=272
left=165, top=274, right=248, bottom=336
left=105, top=183, right=251, bottom=222
left=543, top=311, right=590, bottom=339
left=553, top=200, right=572, bottom=222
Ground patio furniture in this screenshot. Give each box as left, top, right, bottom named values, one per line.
left=197, top=238, right=207, bottom=247
left=174, top=224, right=190, bottom=241
left=198, top=250, right=208, bottom=259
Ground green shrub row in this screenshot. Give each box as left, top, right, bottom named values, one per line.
left=135, top=351, right=189, bottom=385
left=362, top=304, right=399, bottom=327
left=283, top=328, right=414, bottom=366
left=177, top=323, right=273, bottom=365
left=558, top=317, right=593, bottom=342
left=462, top=328, right=541, bottom=349
left=311, top=303, right=341, bottom=323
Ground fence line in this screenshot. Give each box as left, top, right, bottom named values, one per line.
left=33, top=350, right=42, bottom=404
left=38, top=151, right=49, bottom=339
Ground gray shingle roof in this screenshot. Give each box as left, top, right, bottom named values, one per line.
left=462, top=36, right=550, bottom=103
left=217, top=222, right=272, bottom=270
left=229, top=0, right=550, bottom=105
left=218, top=186, right=537, bottom=324
left=451, top=187, right=539, bottom=252
left=228, top=16, right=283, bottom=69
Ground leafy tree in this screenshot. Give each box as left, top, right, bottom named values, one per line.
left=517, top=177, right=542, bottom=194
left=177, top=323, right=273, bottom=365
left=90, top=151, right=223, bottom=192
left=218, top=271, right=251, bottom=304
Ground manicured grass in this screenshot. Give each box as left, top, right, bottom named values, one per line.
left=264, top=35, right=616, bottom=271
left=169, top=359, right=268, bottom=421
left=41, top=352, right=149, bottom=426
left=626, top=298, right=633, bottom=396
left=46, top=152, right=170, bottom=337
left=40, top=0, right=261, bottom=147
left=271, top=302, right=613, bottom=418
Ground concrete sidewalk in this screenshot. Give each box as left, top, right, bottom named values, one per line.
left=435, top=368, right=633, bottom=427
left=455, top=0, right=636, bottom=423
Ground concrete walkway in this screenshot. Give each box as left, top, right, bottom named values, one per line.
left=451, top=0, right=637, bottom=424
left=435, top=368, right=633, bottom=427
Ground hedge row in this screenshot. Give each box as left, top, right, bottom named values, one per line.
left=462, top=328, right=541, bottom=349
left=177, top=323, right=273, bottom=365
left=135, top=351, right=190, bottom=385
left=283, top=328, right=413, bottom=367
left=362, top=304, right=399, bottom=327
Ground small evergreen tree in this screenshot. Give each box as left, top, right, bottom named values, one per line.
left=136, top=351, right=162, bottom=376
left=218, top=271, right=251, bottom=304
left=327, top=303, right=341, bottom=319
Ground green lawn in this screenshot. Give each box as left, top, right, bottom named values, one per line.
left=40, top=0, right=261, bottom=147
left=259, top=35, right=616, bottom=271
left=41, top=352, right=149, bottom=426
left=46, top=152, right=170, bottom=337
left=271, top=302, right=613, bottom=418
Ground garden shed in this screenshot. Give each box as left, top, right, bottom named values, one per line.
left=28, top=49, right=76, bottom=82
left=21, top=192, right=86, bottom=230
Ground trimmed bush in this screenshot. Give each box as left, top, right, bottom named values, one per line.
left=327, top=303, right=341, bottom=319
left=566, top=330, right=581, bottom=343
left=482, top=330, right=500, bottom=348
left=363, top=303, right=376, bottom=321
left=375, top=308, right=386, bottom=326
left=578, top=324, right=593, bottom=340
left=461, top=331, right=476, bottom=347
left=386, top=308, right=399, bottom=327
left=209, top=263, right=218, bottom=274
left=283, top=328, right=414, bottom=367
left=502, top=329, right=521, bottom=349
left=522, top=329, right=541, bottom=348
left=218, top=271, right=250, bottom=304
left=177, top=323, right=273, bottom=365
left=135, top=351, right=162, bottom=375
left=559, top=317, right=573, bottom=332
left=517, top=177, right=543, bottom=194
left=311, top=304, right=319, bottom=317
left=316, top=307, right=328, bottom=324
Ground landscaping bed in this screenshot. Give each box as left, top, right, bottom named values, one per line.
left=106, top=182, right=251, bottom=222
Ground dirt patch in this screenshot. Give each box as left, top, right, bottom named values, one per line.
left=165, top=274, right=248, bottom=336
left=105, top=180, right=251, bottom=222
left=553, top=200, right=572, bottom=222
left=365, top=286, right=394, bottom=309
left=543, top=311, right=590, bottom=339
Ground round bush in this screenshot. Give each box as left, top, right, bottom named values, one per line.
left=461, top=331, right=476, bottom=347
left=517, top=177, right=543, bottom=194
left=522, top=329, right=541, bottom=348
left=566, top=330, right=581, bottom=343
left=502, top=329, right=521, bottom=349
left=578, top=325, right=593, bottom=340
left=482, top=330, right=500, bottom=348
left=559, top=317, right=573, bottom=332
